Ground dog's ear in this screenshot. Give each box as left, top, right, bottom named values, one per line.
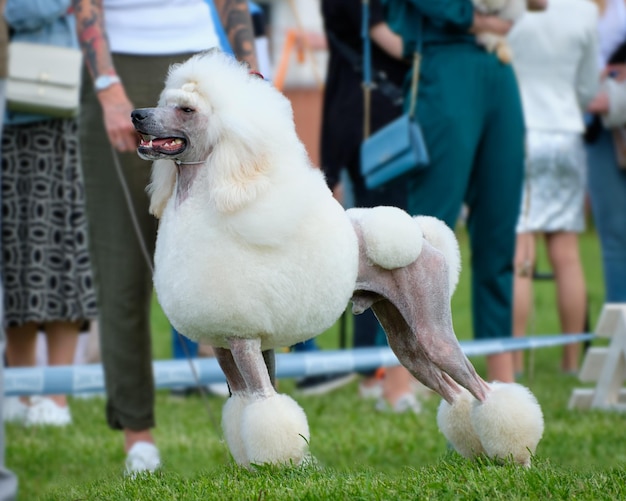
left=208, top=133, right=271, bottom=212
left=147, top=159, right=177, bottom=218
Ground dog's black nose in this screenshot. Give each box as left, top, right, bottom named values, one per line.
left=131, top=108, right=151, bottom=123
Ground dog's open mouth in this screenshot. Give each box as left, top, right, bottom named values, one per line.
left=138, top=134, right=187, bottom=158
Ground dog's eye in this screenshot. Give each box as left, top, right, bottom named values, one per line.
left=180, top=107, right=195, bottom=113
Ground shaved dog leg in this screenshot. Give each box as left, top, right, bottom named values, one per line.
left=351, top=219, right=490, bottom=404
left=227, top=337, right=275, bottom=399
left=262, top=349, right=277, bottom=389
left=214, top=346, right=243, bottom=394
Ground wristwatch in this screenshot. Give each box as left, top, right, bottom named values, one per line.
left=94, top=74, right=121, bottom=92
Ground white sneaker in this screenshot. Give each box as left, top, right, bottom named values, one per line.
left=25, top=397, right=72, bottom=427
left=3, top=397, right=29, bottom=424
left=125, top=442, right=161, bottom=476
left=358, top=380, right=383, bottom=400
left=375, top=393, right=422, bottom=414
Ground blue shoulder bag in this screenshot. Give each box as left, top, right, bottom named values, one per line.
left=359, top=3, right=429, bottom=189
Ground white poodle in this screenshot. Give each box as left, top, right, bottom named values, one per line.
left=132, top=49, right=543, bottom=469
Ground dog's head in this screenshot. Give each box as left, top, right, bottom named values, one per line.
left=132, top=49, right=302, bottom=217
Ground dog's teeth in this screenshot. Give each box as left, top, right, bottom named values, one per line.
left=149, top=139, right=153, bottom=148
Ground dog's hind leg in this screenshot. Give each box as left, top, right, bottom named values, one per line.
left=219, top=338, right=310, bottom=467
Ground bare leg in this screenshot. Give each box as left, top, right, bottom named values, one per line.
left=487, top=352, right=515, bottom=383
left=546, top=231, right=586, bottom=372
left=124, top=429, right=155, bottom=453
left=45, top=321, right=81, bottom=407
left=513, top=232, right=536, bottom=375
left=382, top=365, right=414, bottom=406
left=5, top=322, right=38, bottom=405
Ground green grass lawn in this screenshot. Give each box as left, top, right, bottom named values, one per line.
left=8, top=227, right=626, bottom=500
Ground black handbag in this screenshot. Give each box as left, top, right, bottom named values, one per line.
left=359, top=7, right=429, bottom=189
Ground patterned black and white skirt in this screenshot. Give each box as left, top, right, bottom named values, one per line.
left=1, top=118, right=98, bottom=328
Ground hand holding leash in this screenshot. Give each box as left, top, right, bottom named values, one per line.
left=97, top=83, right=138, bottom=153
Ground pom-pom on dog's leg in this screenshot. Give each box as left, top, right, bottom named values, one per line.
left=437, top=388, right=485, bottom=459
left=221, top=394, right=250, bottom=466
left=438, top=382, right=544, bottom=466
left=471, top=382, right=544, bottom=467
left=241, top=393, right=310, bottom=466
left=222, top=338, right=310, bottom=467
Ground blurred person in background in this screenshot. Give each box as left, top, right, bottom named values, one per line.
left=586, top=0, right=626, bottom=304
left=381, top=0, right=529, bottom=383
left=2, top=0, right=97, bottom=427
left=72, top=0, right=258, bottom=475
left=509, top=0, right=599, bottom=375
left=318, top=0, right=421, bottom=412
left=0, top=0, right=19, bottom=497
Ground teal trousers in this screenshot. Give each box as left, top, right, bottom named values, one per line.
left=408, top=44, right=525, bottom=340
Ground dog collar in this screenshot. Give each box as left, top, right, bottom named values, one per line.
left=174, top=146, right=214, bottom=166
left=249, top=70, right=264, bottom=80
left=175, top=160, right=205, bottom=166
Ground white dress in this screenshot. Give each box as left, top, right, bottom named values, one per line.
left=508, top=0, right=599, bottom=233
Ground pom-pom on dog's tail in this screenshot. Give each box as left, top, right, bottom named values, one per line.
left=347, top=206, right=423, bottom=270
left=414, top=216, right=461, bottom=296
left=437, top=382, right=544, bottom=467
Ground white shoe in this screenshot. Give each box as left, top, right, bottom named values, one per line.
left=358, top=380, right=383, bottom=400
left=125, top=442, right=161, bottom=476
left=375, top=393, right=422, bottom=414
left=25, top=397, right=72, bottom=427
left=3, top=397, right=29, bottom=424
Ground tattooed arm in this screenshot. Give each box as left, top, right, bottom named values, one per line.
left=72, top=0, right=136, bottom=152
left=72, top=0, right=259, bottom=152
left=215, top=0, right=259, bottom=71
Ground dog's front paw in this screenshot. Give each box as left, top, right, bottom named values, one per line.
left=240, top=394, right=310, bottom=467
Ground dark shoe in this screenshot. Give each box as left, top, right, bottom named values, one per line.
left=170, top=386, right=200, bottom=398
left=295, top=373, right=356, bottom=396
